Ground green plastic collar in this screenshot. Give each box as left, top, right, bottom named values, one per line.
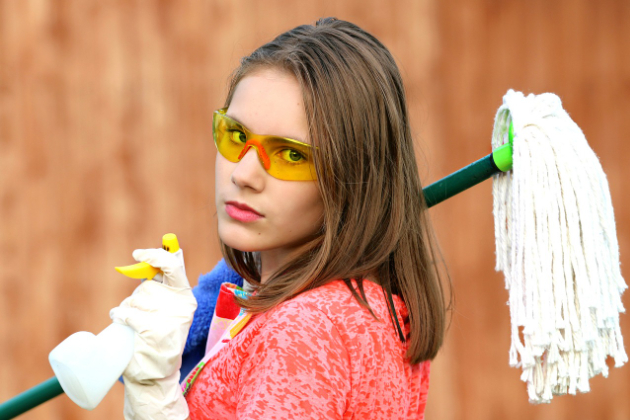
left=492, top=120, right=514, bottom=172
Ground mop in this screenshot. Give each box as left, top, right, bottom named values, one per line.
left=491, top=90, right=627, bottom=403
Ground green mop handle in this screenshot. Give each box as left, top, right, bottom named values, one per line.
left=0, top=377, right=63, bottom=419
left=0, top=126, right=514, bottom=420
left=424, top=123, right=514, bottom=207
left=424, top=141, right=512, bottom=207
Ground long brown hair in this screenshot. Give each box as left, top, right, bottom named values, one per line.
left=220, top=17, right=450, bottom=364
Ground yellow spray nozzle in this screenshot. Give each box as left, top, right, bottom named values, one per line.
left=115, top=262, right=160, bottom=279
left=161, top=233, right=180, bottom=253
left=115, top=233, right=179, bottom=280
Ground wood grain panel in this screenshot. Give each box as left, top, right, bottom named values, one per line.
left=0, top=1, right=627, bottom=419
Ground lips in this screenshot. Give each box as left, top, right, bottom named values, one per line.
left=225, top=201, right=263, bottom=222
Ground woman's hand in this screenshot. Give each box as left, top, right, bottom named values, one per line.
left=110, top=248, right=197, bottom=420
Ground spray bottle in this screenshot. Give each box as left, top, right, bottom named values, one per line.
left=47, top=233, right=181, bottom=411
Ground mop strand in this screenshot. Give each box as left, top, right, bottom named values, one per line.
left=491, top=90, right=627, bottom=403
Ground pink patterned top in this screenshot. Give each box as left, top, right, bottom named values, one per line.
left=185, top=279, right=431, bottom=419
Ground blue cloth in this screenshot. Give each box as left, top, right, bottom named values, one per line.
left=180, top=259, right=243, bottom=378
left=119, top=259, right=242, bottom=384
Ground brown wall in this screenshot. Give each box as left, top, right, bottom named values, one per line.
left=1, top=1, right=629, bottom=419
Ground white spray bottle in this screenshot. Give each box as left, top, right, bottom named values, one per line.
left=48, top=234, right=181, bottom=410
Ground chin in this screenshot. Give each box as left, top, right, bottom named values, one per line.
left=222, top=241, right=260, bottom=253
left=218, top=225, right=261, bottom=253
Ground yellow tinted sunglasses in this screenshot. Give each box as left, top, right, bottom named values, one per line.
left=213, top=108, right=317, bottom=181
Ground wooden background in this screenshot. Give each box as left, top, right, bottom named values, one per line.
left=1, top=1, right=629, bottom=419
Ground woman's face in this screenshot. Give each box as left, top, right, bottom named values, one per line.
left=215, top=68, right=324, bottom=274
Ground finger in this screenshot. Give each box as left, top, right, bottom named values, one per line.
left=132, top=249, right=180, bottom=274
left=152, top=272, right=164, bottom=284
left=132, top=248, right=189, bottom=287
left=132, top=248, right=175, bottom=266
left=143, top=250, right=190, bottom=289
left=110, top=305, right=161, bottom=335
left=110, top=306, right=140, bottom=328
left=122, top=280, right=197, bottom=313
left=131, top=248, right=148, bottom=262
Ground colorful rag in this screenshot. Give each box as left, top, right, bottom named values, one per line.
left=181, top=282, right=251, bottom=396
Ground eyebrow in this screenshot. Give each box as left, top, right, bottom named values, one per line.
left=225, top=111, right=307, bottom=144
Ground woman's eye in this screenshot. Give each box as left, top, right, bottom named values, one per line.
left=229, top=130, right=247, bottom=144
left=280, top=149, right=305, bottom=163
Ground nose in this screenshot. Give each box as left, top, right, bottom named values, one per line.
left=230, top=147, right=266, bottom=190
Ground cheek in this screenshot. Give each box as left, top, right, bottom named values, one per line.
left=215, top=154, right=230, bottom=196
left=284, top=183, right=324, bottom=230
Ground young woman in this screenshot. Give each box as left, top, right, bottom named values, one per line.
left=110, top=17, right=449, bottom=420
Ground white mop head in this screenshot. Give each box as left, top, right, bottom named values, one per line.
left=491, top=89, right=627, bottom=403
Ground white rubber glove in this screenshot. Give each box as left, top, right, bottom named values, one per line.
left=110, top=248, right=197, bottom=420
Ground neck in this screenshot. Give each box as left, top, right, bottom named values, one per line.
left=259, top=249, right=291, bottom=284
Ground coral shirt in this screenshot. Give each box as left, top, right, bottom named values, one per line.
left=185, top=279, right=430, bottom=419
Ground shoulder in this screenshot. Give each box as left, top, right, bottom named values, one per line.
left=287, top=279, right=407, bottom=332
left=240, top=280, right=364, bottom=351
left=262, top=280, right=370, bottom=333
left=277, top=280, right=354, bottom=314
left=252, top=280, right=407, bottom=353
left=240, top=279, right=409, bottom=359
